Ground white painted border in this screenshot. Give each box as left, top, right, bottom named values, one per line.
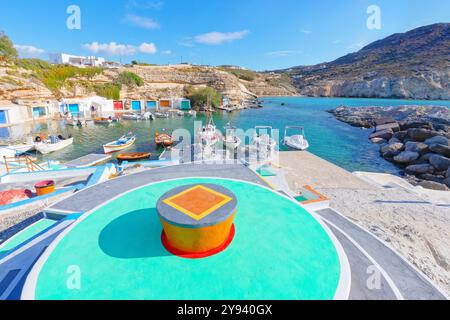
left=324, top=207, right=450, bottom=300
left=22, top=176, right=351, bottom=300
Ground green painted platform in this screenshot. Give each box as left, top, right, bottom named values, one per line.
left=33, top=178, right=341, bottom=300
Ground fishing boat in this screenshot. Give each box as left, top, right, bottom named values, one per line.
left=155, top=130, right=174, bottom=147
left=222, top=123, right=241, bottom=150
left=103, top=133, right=136, bottom=154
left=117, top=152, right=151, bottom=161
left=251, top=126, right=277, bottom=151
left=197, top=108, right=221, bottom=147
left=283, top=126, right=309, bottom=151
left=66, top=118, right=84, bottom=127
left=143, top=112, right=155, bottom=120
left=35, top=135, right=74, bottom=155
left=0, top=141, right=35, bottom=156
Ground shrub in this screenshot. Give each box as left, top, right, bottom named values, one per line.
left=94, top=83, right=121, bottom=100
left=115, top=71, right=144, bottom=87
left=0, top=31, right=18, bottom=59
left=186, top=86, right=222, bottom=109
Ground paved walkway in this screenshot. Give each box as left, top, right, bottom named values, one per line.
left=316, top=208, right=447, bottom=300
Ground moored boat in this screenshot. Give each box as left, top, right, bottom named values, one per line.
left=34, top=135, right=74, bottom=155
left=122, top=113, right=142, bottom=121
left=283, top=126, right=309, bottom=151
left=117, top=152, right=151, bottom=161
left=103, top=133, right=136, bottom=154
left=155, top=130, right=174, bottom=147
left=94, top=117, right=119, bottom=124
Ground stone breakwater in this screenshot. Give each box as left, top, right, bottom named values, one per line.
left=328, top=105, right=450, bottom=191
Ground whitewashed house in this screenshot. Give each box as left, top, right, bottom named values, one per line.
left=48, top=53, right=106, bottom=67
left=60, top=96, right=114, bottom=117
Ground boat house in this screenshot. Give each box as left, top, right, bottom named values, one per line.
left=146, top=100, right=158, bottom=110
left=158, top=99, right=172, bottom=110
left=173, top=98, right=191, bottom=110
left=60, top=96, right=114, bottom=117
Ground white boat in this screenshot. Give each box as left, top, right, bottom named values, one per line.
left=252, top=126, right=277, bottom=150
left=283, top=126, right=309, bottom=151
left=35, top=135, right=74, bottom=155
left=223, top=123, right=241, bottom=150
left=143, top=112, right=155, bottom=120
left=187, top=110, right=197, bottom=117
left=103, top=133, right=136, bottom=154
left=155, top=112, right=169, bottom=118
left=122, top=113, right=142, bottom=121
left=197, top=115, right=221, bottom=146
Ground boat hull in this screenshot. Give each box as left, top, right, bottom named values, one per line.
left=103, top=137, right=136, bottom=154
left=35, top=138, right=74, bottom=155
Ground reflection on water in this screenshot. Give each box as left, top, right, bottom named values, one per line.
left=1, top=97, right=449, bottom=173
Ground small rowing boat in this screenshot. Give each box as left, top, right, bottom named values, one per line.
left=116, top=152, right=151, bottom=161
left=35, top=135, right=74, bottom=155
left=94, top=117, right=118, bottom=124
left=155, top=130, right=174, bottom=147
left=103, top=133, right=136, bottom=154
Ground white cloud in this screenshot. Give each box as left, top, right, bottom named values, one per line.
left=83, top=41, right=158, bottom=56
left=178, top=37, right=195, bottom=47
left=300, top=29, right=312, bottom=34
left=194, top=30, right=249, bottom=45
left=161, top=50, right=172, bottom=55
left=139, top=42, right=157, bottom=54
left=267, top=50, right=301, bottom=57
left=14, top=44, right=45, bottom=56
left=126, top=14, right=160, bottom=29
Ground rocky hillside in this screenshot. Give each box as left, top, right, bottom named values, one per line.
left=0, top=60, right=297, bottom=105
left=281, top=23, right=450, bottom=100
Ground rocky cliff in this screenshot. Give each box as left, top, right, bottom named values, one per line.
left=0, top=61, right=297, bottom=105
left=281, top=23, right=450, bottom=100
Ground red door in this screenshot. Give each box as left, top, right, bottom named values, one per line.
left=114, top=101, right=123, bottom=110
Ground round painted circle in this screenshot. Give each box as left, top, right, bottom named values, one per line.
left=33, top=178, right=342, bottom=300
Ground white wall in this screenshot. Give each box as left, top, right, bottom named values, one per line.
left=0, top=105, right=30, bottom=126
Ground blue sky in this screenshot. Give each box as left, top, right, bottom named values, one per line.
left=0, top=0, right=449, bottom=70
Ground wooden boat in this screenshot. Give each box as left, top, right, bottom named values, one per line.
left=155, top=131, right=174, bottom=147
left=35, top=135, right=74, bottom=155
left=117, top=152, right=151, bottom=161
left=94, top=117, right=118, bottom=124
left=103, top=133, right=136, bottom=154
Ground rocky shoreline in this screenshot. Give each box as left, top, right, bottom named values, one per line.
left=328, top=105, right=450, bottom=191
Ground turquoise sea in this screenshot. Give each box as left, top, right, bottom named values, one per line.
left=1, top=97, right=449, bottom=174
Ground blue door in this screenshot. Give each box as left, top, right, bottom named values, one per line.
left=146, top=101, right=156, bottom=110
left=67, top=104, right=80, bottom=116
left=0, top=110, right=7, bottom=124
left=132, top=101, right=141, bottom=111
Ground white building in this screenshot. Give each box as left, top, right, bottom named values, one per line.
left=60, top=96, right=114, bottom=117
left=48, top=53, right=106, bottom=68
left=0, top=101, right=58, bottom=127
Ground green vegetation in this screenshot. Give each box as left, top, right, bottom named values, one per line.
left=220, top=67, right=257, bottom=81
left=131, top=60, right=155, bottom=67
left=0, top=75, right=23, bottom=86
left=94, top=83, right=121, bottom=100
left=14, top=58, right=103, bottom=93
left=0, top=31, right=18, bottom=59
left=186, top=86, right=222, bottom=109
left=115, top=71, right=144, bottom=87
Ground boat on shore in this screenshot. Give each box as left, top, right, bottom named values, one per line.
left=103, top=133, right=136, bottom=154
left=283, top=126, right=309, bottom=151
left=35, top=135, right=74, bottom=155
left=155, top=130, right=174, bottom=147
left=117, top=152, right=151, bottom=161
left=155, top=112, right=169, bottom=119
